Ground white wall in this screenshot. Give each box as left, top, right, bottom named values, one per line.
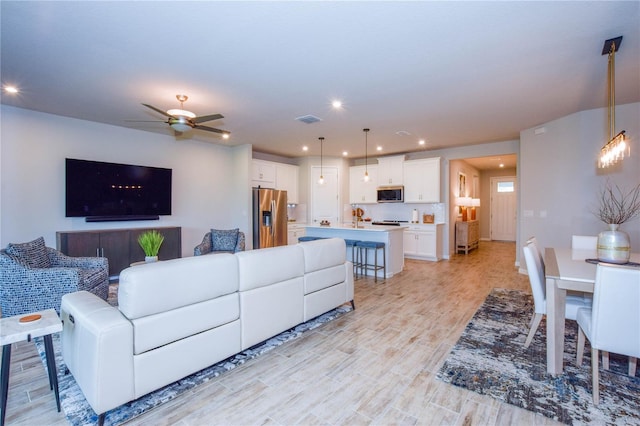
left=520, top=102, right=640, bottom=263
left=0, top=105, right=250, bottom=257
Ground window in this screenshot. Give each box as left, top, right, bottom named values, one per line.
left=497, top=181, right=514, bottom=193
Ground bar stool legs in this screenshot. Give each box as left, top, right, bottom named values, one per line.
left=355, top=241, right=386, bottom=282
left=344, top=239, right=361, bottom=279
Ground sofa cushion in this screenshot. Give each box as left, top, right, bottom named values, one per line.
left=236, top=244, right=304, bottom=291
left=211, top=228, right=239, bottom=251
left=304, top=264, right=346, bottom=295
left=5, top=236, right=51, bottom=268
left=131, top=293, right=240, bottom=354
left=299, top=238, right=346, bottom=273
left=118, top=253, right=239, bottom=319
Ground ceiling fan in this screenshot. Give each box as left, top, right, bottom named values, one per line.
left=141, top=94, right=230, bottom=137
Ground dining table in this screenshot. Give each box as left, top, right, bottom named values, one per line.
left=544, top=247, right=640, bottom=375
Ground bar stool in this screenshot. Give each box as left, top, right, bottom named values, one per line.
left=344, top=239, right=361, bottom=279
left=298, top=236, right=322, bottom=242
left=355, top=241, right=386, bottom=282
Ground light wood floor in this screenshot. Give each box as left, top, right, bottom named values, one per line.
left=3, top=241, right=563, bottom=425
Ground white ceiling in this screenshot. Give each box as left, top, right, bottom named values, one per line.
left=2, top=1, right=639, bottom=166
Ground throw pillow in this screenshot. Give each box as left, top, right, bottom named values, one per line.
left=211, top=228, right=239, bottom=252
left=5, top=236, right=51, bottom=268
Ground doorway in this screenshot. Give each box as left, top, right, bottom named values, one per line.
left=490, top=176, right=517, bottom=241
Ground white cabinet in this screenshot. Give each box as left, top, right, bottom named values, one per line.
left=275, top=163, right=299, bottom=204
left=349, top=164, right=378, bottom=204
left=288, top=224, right=306, bottom=245
left=403, top=157, right=441, bottom=203
left=252, top=160, right=299, bottom=204
left=252, top=160, right=276, bottom=188
left=377, top=155, right=404, bottom=186
left=403, top=224, right=443, bottom=261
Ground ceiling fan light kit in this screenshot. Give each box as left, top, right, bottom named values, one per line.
left=141, top=94, right=230, bottom=137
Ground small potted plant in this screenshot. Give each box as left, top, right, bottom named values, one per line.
left=138, top=230, right=165, bottom=262
left=593, top=181, right=640, bottom=264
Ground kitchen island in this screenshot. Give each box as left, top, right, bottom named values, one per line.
left=305, top=224, right=405, bottom=278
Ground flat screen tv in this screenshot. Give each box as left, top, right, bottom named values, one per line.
left=65, top=158, right=172, bottom=221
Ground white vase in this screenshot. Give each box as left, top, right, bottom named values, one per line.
left=597, top=224, right=630, bottom=264
left=145, top=256, right=158, bottom=263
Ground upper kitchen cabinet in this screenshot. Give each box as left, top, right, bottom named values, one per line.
left=377, top=155, right=405, bottom=186
left=403, top=157, right=441, bottom=203
left=275, top=163, right=299, bottom=204
left=349, top=164, right=378, bottom=204
left=252, top=159, right=276, bottom=188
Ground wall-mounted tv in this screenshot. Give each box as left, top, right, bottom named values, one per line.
left=65, top=158, right=172, bottom=222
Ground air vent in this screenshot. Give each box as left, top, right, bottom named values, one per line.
left=295, top=115, right=323, bottom=124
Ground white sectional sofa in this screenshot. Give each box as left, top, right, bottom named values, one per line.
left=60, top=238, right=354, bottom=422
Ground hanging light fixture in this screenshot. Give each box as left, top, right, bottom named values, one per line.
left=599, top=36, right=629, bottom=168
left=318, top=137, right=325, bottom=185
left=363, top=128, right=370, bottom=182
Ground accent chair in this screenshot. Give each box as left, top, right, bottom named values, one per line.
left=0, top=237, right=109, bottom=317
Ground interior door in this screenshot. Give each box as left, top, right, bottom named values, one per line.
left=311, top=166, right=339, bottom=225
left=490, top=176, right=517, bottom=241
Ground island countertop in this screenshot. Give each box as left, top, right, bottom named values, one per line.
left=305, top=224, right=407, bottom=232
left=304, top=224, right=405, bottom=278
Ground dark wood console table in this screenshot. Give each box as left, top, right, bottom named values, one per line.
left=57, top=226, right=181, bottom=279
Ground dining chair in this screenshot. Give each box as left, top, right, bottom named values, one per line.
left=576, top=264, right=640, bottom=404
left=522, top=241, right=591, bottom=348
left=526, top=236, right=544, bottom=273
left=571, top=235, right=598, bottom=250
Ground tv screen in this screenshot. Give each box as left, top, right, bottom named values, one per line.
left=65, top=158, right=172, bottom=220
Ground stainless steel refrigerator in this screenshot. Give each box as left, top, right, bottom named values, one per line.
left=253, top=188, right=288, bottom=249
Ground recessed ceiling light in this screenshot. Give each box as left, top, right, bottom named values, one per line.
left=499, top=163, right=504, bottom=168
left=4, top=85, right=18, bottom=94
left=376, top=146, right=382, bottom=151
left=222, top=133, right=230, bottom=140
left=331, top=100, right=342, bottom=109
left=302, top=146, right=309, bottom=151
left=342, top=151, right=348, bottom=156
left=418, top=139, right=426, bottom=145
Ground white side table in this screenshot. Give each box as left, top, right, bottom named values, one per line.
left=0, top=309, right=62, bottom=426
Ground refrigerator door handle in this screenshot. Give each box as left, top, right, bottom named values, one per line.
left=271, top=200, right=276, bottom=236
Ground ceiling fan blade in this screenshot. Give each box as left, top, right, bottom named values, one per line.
left=142, top=103, right=174, bottom=118
left=124, top=119, right=165, bottom=122
left=194, top=124, right=229, bottom=135
left=192, top=113, right=224, bottom=124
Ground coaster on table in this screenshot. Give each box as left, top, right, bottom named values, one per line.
left=19, top=314, right=42, bottom=324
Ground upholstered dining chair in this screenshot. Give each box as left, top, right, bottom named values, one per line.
left=572, top=235, right=598, bottom=250
left=522, top=241, right=591, bottom=348
left=0, top=237, right=109, bottom=317
left=576, top=264, right=640, bottom=405
left=194, top=229, right=245, bottom=255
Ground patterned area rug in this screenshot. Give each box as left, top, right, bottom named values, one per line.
left=436, top=288, right=640, bottom=425
left=36, top=305, right=353, bottom=425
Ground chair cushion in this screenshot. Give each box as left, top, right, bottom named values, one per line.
left=5, top=236, right=51, bottom=268
left=211, top=229, right=239, bottom=251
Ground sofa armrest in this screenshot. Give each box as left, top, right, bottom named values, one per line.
left=47, top=247, right=109, bottom=269
left=61, top=291, right=135, bottom=415
left=194, top=232, right=212, bottom=256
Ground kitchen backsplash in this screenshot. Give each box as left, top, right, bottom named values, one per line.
left=288, top=202, right=446, bottom=224
left=351, top=203, right=446, bottom=223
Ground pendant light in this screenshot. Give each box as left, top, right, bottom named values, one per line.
left=599, top=36, right=628, bottom=168
left=363, top=128, right=370, bottom=182
left=318, top=137, right=325, bottom=185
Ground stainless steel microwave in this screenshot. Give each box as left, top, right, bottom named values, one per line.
left=377, top=186, right=404, bottom=203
